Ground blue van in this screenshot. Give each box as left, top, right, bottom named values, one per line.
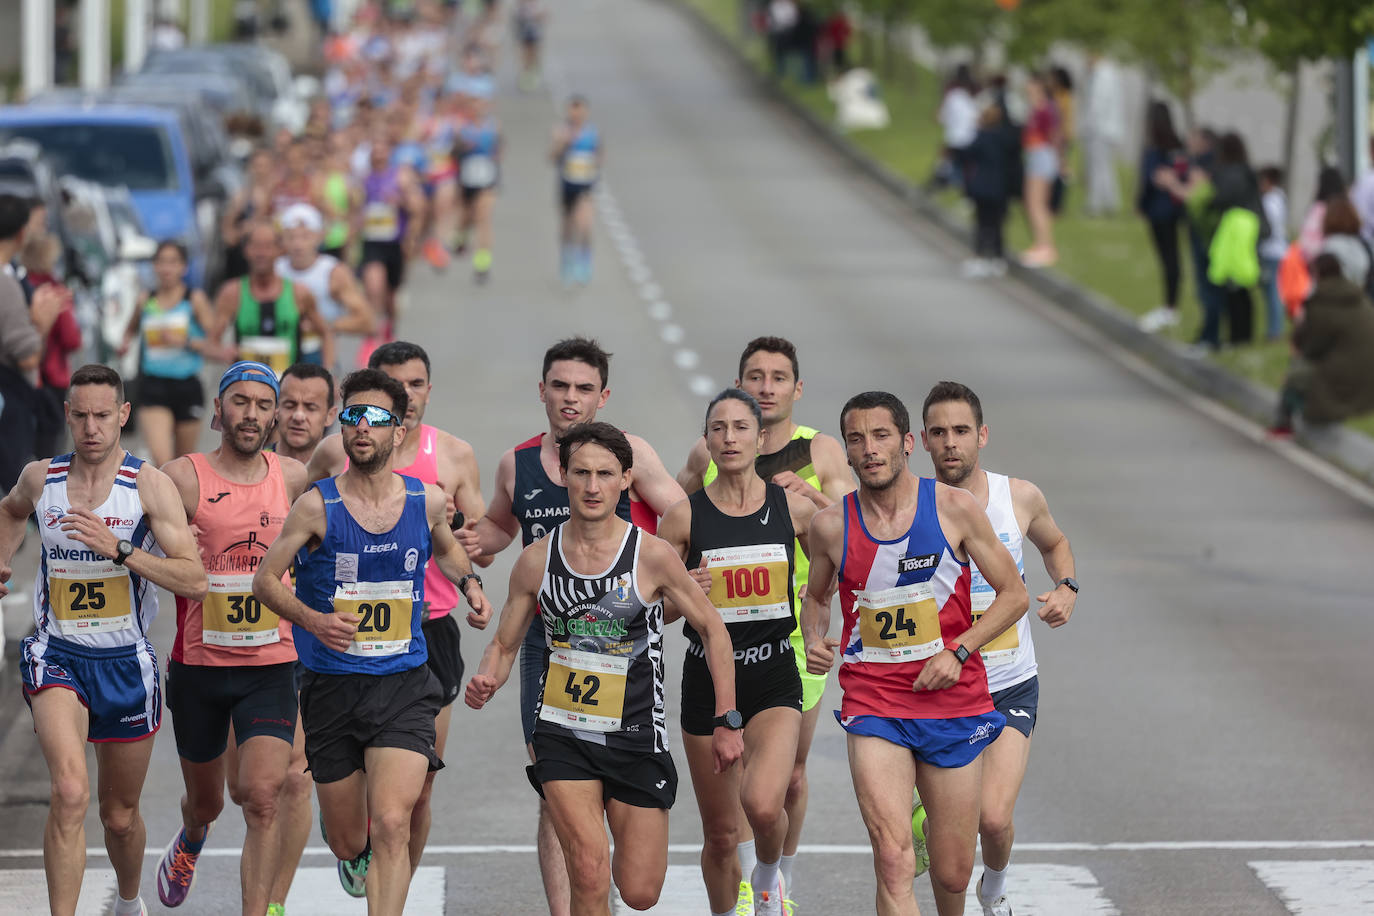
left=0, top=104, right=215, bottom=287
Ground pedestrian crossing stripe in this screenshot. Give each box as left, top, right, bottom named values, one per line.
left=1250, top=860, right=1374, bottom=914
left=967, top=864, right=1119, bottom=915
left=0, top=867, right=446, bottom=914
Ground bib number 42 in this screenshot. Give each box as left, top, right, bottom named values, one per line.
left=563, top=671, right=601, bottom=705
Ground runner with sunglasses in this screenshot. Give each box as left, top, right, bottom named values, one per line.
left=253, top=369, right=492, bottom=916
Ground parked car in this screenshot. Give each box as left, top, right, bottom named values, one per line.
left=118, top=69, right=257, bottom=123
left=0, top=103, right=225, bottom=288
left=141, top=46, right=306, bottom=132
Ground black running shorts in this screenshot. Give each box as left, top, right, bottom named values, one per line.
left=991, top=674, right=1039, bottom=738
left=422, top=613, right=464, bottom=707
left=360, top=241, right=406, bottom=291
left=299, top=664, right=444, bottom=783
left=528, top=730, right=677, bottom=809
left=166, top=660, right=297, bottom=763
left=137, top=375, right=205, bottom=424
left=679, top=636, right=802, bottom=737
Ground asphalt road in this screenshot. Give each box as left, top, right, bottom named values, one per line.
left=2, top=1, right=1373, bottom=914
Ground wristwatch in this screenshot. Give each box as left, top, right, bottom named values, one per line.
left=458, top=572, right=483, bottom=594
left=713, top=709, right=744, bottom=730
left=947, top=643, right=970, bottom=664
left=113, top=539, right=135, bottom=566
left=1056, top=577, right=1080, bottom=593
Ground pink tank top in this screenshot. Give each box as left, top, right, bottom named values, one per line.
left=173, top=452, right=296, bottom=666
left=393, top=425, right=458, bottom=618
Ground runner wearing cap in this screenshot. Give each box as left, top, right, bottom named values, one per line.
left=276, top=204, right=376, bottom=376
left=156, top=361, right=312, bottom=913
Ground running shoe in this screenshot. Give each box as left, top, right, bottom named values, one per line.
left=156, top=823, right=211, bottom=907
left=911, top=789, right=930, bottom=878
left=423, top=237, right=451, bottom=270
left=750, top=867, right=785, bottom=916
left=977, top=875, right=1014, bottom=916
left=1138, top=306, right=1181, bottom=333
left=266, top=905, right=285, bottom=916
left=338, top=843, right=372, bottom=898
left=735, top=879, right=755, bottom=915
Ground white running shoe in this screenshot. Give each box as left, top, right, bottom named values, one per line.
left=977, top=875, right=1014, bottom=916
left=1138, top=306, right=1180, bottom=332
left=961, top=258, right=991, bottom=279
left=751, top=866, right=786, bottom=916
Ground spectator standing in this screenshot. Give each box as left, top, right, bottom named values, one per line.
left=1137, top=101, right=1189, bottom=333
left=962, top=103, right=1019, bottom=278
left=1203, top=132, right=1266, bottom=347
left=1350, top=139, right=1374, bottom=243
left=1297, top=166, right=1347, bottom=263
left=1081, top=53, right=1125, bottom=216
left=933, top=65, right=979, bottom=192
left=819, top=8, right=852, bottom=75
left=1257, top=166, right=1290, bottom=341
left=1020, top=74, right=1062, bottom=268
left=766, top=0, right=799, bottom=79
left=0, top=195, right=63, bottom=493
left=21, top=233, right=81, bottom=459
left=1270, top=253, right=1374, bottom=435
left=1314, top=197, right=1373, bottom=292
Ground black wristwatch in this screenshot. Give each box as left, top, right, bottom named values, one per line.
left=1056, top=577, right=1079, bottom=594
left=112, top=539, right=135, bottom=566
left=947, top=642, right=970, bottom=664
left=458, top=572, right=483, bottom=594
left=713, top=709, right=744, bottom=730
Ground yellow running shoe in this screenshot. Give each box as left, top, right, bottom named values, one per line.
left=912, top=789, right=930, bottom=878
left=736, top=879, right=755, bottom=915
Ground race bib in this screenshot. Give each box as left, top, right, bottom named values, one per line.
left=460, top=155, right=497, bottom=189
left=202, top=573, right=281, bottom=647
left=333, top=579, right=414, bottom=657
left=427, top=149, right=455, bottom=178
left=854, top=582, right=943, bottom=663
left=703, top=544, right=791, bottom=623
left=48, top=561, right=134, bottom=635
left=143, top=310, right=191, bottom=359
left=971, top=591, right=1019, bottom=666
left=237, top=336, right=291, bottom=377
left=539, top=647, right=629, bottom=732
left=362, top=201, right=400, bottom=242
left=561, top=151, right=597, bottom=185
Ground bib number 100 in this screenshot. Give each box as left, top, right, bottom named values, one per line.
left=720, top=566, right=770, bottom=600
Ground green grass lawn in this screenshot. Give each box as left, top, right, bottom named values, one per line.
left=686, top=0, right=1374, bottom=439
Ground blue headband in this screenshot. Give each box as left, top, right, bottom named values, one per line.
left=218, top=361, right=280, bottom=400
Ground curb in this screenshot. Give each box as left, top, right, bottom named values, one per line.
left=668, top=0, right=1374, bottom=488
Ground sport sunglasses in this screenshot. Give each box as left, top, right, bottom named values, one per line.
left=338, top=404, right=401, bottom=427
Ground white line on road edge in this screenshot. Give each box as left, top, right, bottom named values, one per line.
left=6, top=840, right=1374, bottom=859
left=285, top=866, right=444, bottom=914
left=1250, top=859, right=1374, bottom=913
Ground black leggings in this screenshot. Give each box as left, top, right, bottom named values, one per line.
left=974, top=198, right=1007, bottom=259
left=1148, top=216, right=1181, bottom=307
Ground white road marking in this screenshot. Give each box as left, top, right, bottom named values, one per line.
left=0, top=868, right=116, bottom=914
left=284, top=866, right=445, bottom=914
left=968, top=863, right=1118, bottom=915
left=614, top=864, right=707, bottom=914
left=647, top=300, right=673, bottom=321
left=660, top=323, right=686, bottom=344
left=1249, top=860, right=1374, bottom=914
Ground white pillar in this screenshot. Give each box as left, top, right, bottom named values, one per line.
left=125, top=0, right=149, bottom=73
left=22, top=0, right=54, bottom=99
left=189, top=0, right=209, bottom=44
left=80, top=0, right=111, bottom=89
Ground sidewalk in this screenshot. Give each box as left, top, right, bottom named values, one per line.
left=670, top=0, right=1374, bottom=489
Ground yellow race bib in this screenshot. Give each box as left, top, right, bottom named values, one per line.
left=703, top=544, right=791, bottom=623
left=539, top=648, right=629, bottom=732
left=362, top=201, right=400, bottom=241
left=238, top=336, right=291, bottom=377
left=202, top=573, right=281, bottom=647
left=971, top=591, right=1019, bottom=666
left=561, top=151, right=597, bottom=184
left=48, top=561, right=134, bottom=635
left=855, top=583, right=943, bottom=663
left=333, top=580, right=413, bottom=657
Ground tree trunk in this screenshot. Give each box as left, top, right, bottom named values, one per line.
left=1281, top=62, right=1301, bottom=199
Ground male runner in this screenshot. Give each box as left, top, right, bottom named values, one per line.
left=0, top=364, right=207, bottom=916
left=253, top=368, right=492, bottom=915
left=359, top=135, right=427, bottom=339
left=309, top=341, right=486, bottom=880
left=454, top=95, right=501, bottom=283
left=802, top=391, right=1027, bottom=916
left=466, top=422, right=743, bottom=916
left=276, top=204, right=377, bottom=375
left=270, top=363, right=339, bottom=464
left=920, top=381, right=1077, bottom=916
left=458, top=336, right=685, bottom=916
left=678, top=336, right=852, bottom=912
left=212, top=221, right=336, bottom=378
left=156, top=362, right=311, bottom=913
left=551, top=95, right=602, bottom=287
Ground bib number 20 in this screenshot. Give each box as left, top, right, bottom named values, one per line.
left=356, top=601, right=392, bottom=634
left=563, top=671, right=601, bottom=705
